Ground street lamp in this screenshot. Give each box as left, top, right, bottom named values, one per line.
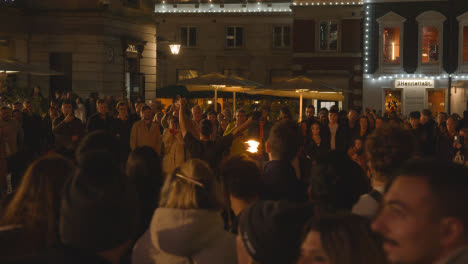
left=169, top=43, right=181, bottom=55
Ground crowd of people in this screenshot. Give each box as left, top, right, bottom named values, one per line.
left=0, top=87, right=468, bottom=264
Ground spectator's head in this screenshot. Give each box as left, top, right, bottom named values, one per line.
left=375, top=117, right=384, bottom=129
left=12, top=109, right=22, bottom=121
left=236, top=109, right=247, bottom=125
left=13, top=101, right=22, bottom=111
left=409, top=111, right=421, bottom=129
left=207, top=110, right=217, bottom=124
left=75, top=97, right=83, bottom=105
left=298, top=214, right=386, bottom=264
left=328, top=109, right=339, bottom=125
left=220, top=155, right=261, bottom=215
left=305, top=105, right=315, bottom=119
left=365, top=124, right=416, bottom=183
left=200, top=119, right=213, bottom=139
left=61, top=100, right=73, bottom=116
left=141, top=105, right=153, bottom=121
left=217, top=113, right=225, bottom=123
left=447, top=117, right=457, bottom=135
left=266, top=120, right=302, bottom=161
left=237, top=201, right=314, bottom=264
left=0, top=155, right=74, bottom=246
left=360, top=116, right=370, bottom=131
left=220, top=119, right=229, bottom=131
left=348, top=110, right=358, bottom=123
left=0, top=106, right=11, bottom=121
left=300, top=120, right=309, bottom=136
left=310, top=121, right=321, bottom=136
left=319, top=111, right=329, bottom=125
left=191, top=105, right=202, bottom=121
left=353, top=137, right=364, bottom=152
left=223, top=108, right=232, bottom=121
left=440, top=121, right=448, bottom=134
left=389, top=111, right=398, bottom=120
left=308, top=151, right=370, bottom=215
left=116, top=101, right=128, bottom=118
left=372, top=160, right=468, bottom=264
left=421, top=109, right=432, bottom=125
left=438, top=112, right=448, bottom=125
left=75, top=131, right=120, bottom=165
left=159, top=159, right=223, bottom=210
left=23, top=99, right=32, bottom=112
left=279, top=107, right=292, bottom=121
left=96, top=99, right=108, bottom=116
left=60, top=151, right=138, bottom=258
left=50, top=99, right=58, bottom=108
left=168, top=115, right=179, bottom=130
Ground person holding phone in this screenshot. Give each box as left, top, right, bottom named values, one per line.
left=52, top=100, right=85, bottom=150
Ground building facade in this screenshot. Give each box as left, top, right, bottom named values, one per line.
left=292, top=0, right=363, bottom=110
left=155, top=0, right=293, bottom=91
left=363, top=0, right=468, bottom=116
left=0, top=0, right=157, bottom=100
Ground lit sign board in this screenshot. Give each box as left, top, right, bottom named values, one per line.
left=395, top=79, right=434, bottom=89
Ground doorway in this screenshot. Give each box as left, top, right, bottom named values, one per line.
left=317, top=100, right=338, bottom=110
left=49, top=52, right=72, bottom=99
left=427, top=89, right=445, bottom=116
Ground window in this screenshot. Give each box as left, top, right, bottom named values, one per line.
left=177, top=69, right=198, bottom=81
left=273, top=26, right=291, bottom=48
left=319, top=21, right=338, bottom=51
left=422, top=27, right=440, bottom=63
left=226, top=27, right=243, bottom=48
left=383, top=27, right=401, bottom=64
left=180, top=27, right=197, bottom=47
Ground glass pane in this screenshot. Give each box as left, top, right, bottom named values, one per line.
left=227, top=27, right=234, bottom=37
left=236, top=27, right=243, bottom=47
left=180, top=27, right=188, bottom=47
left=464, top=27, right=468, bottom=62
left=274, top=27, right=282, bottom=47
left=320, top=22, right=329, bottom=50
left=422, top=27, right=439, bottom=63
left=283, top=26, right=291, bottom=47
left=227, top=38, right=234, bottom=47
left=329, top=23, right=338, bottom=50
left=383, top=27, right=401, bottom=64
left=189, top=27, right=197, bottom=46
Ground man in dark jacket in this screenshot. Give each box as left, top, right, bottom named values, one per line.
left=420, top=109, right=438, bottom=156
left=86, top=99, right=111, bottom=133
left=260, top=120, right=307, bottom=203
left=22, top=99, right=43, bottom=155
left=322, top=108, right=349, bottom=152
left=52, top=101, right=85, bottom=150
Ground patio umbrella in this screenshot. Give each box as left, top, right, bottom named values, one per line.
left=156, top=85, right=190, bottom=98
left=266, top=76, right=345, bottom=121
left=178, top=72, right=263, bottom=112
left=0, top=58, right=63, bottom=75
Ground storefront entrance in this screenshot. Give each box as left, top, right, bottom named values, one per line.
left=427, top=89, right=445, bottom=116
left=384, top=89, right=402, bottom=114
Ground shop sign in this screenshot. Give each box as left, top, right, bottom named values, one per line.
left=395, top=79, right=434, bottom=89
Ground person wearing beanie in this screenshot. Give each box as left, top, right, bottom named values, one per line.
left=237, top=200, right=314, bottom=264
left=52, top=151, right=139, bottom=264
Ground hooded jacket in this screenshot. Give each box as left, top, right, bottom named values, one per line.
left=132, top=208, right=237, bottom=264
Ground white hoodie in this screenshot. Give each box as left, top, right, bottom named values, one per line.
left=132, top=208, right=237, bottom=264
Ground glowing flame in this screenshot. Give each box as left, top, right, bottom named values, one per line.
left=245, top=140, right=260, bottom=153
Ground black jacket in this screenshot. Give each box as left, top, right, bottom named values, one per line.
left=260, top=160, right=307, bottom=203
left=86, top=113, right=112, bottom=133
left=321, top=124, right=349, bottom=152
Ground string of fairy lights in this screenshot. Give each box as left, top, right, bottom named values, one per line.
left=154, top=1, right=364, bottom=14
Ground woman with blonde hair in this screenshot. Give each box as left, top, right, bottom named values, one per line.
left=0, top=154, right=74, bottom=259
left=297, top=214, right=387, bottom=264
left=132, top=159, right=237, bottom=264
